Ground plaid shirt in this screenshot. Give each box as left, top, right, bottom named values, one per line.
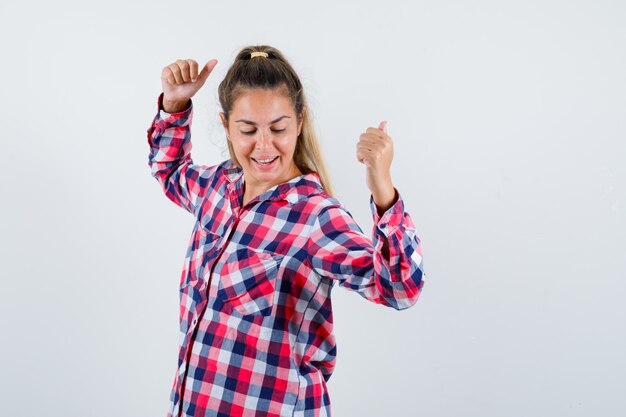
left=147, top=93, right=425, bottom=417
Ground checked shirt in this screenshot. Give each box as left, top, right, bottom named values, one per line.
left=146, top=93, right=426, bottom=417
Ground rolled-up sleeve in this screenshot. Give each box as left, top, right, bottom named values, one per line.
left=306, top=189, right=425, bottom=310
left=146, top=93, right=218, bottom=215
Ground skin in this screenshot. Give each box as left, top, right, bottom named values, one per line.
left=160, top=58, right=397, bottom=214
left=218, top=89, right=303, bottom=206
left=357, top=121, right=396, bottom=215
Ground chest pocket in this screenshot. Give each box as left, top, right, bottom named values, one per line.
left=218, top=248, right=283, bottom=317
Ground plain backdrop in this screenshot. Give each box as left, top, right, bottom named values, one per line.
left=1, top=1, right=625, bottom=416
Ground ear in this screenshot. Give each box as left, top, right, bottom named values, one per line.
left=219, top=112, right=230, bottom=140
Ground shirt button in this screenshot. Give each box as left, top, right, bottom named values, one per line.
left=192, top=318, right=197, bottom=325
left=286, top=193, right=299, bottom=204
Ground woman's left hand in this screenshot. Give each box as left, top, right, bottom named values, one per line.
left=356, top=121, right=396, bottom=212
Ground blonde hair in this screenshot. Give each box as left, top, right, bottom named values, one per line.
left=217, top=45, right=335, bottom=198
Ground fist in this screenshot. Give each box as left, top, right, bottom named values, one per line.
left=161, top=58, right=218, bottom=110
left=356, top=121, right=394, bottom=174
left=357, top=121, right=395, bottom=207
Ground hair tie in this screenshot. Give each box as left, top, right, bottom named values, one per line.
left=250, top=51, right=269, bottom=59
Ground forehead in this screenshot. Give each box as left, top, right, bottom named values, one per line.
left=231, top=88, right=295, bottom=123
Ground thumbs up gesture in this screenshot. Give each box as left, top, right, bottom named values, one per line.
left=160, top=58, right=218, bottom=113
left=356, top=121, right=397, bottom=213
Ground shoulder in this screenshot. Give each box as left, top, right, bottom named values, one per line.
left=288, top=172, right=347, bottom=214
left=306, top=193, right=343, bottom=213
left=188, top=159, right=240, bottom=195
left=302, top=190, right=356, bottom=228
left=213, top=159, right=241, bottom=182
left=216, top=158, right=238, bottom=172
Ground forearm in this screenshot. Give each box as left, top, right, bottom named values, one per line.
left=147, top=93, right=198, bottom=213
left=372, top=186, right=397, bottom=217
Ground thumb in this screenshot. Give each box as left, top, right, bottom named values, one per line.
left=195, top=59, right=218, bottom=85
left=378, top=120, right=388, bottom=133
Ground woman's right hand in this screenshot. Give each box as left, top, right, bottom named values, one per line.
left=160, top=58, right=218, bottom=112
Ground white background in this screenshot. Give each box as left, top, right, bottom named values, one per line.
left=1, top=1, right=625, bottom=416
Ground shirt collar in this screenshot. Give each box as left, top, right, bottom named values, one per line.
left=221, top=162, right=325, bottom=207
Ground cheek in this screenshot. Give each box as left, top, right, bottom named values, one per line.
left=233, top=139, right=255, bottom=157
left=276, top=135, right=298, bottom=153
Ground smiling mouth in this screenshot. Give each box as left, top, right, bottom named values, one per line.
left=252, top=156, right=279, bottom=165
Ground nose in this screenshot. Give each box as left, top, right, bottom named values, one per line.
left=255, top=129, right=272, bottom=150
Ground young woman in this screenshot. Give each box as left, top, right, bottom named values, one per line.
left=147, top=45, right=425, bottom=417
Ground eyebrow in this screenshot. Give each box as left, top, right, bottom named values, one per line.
left=234, top=115, right=291, bottom=125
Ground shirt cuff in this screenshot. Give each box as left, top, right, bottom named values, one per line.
left=369, top=187, right=405, bottom=237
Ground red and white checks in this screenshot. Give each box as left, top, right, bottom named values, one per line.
left=147, top=93, right=425, bottom=417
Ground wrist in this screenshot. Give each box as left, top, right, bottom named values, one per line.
left=161, top=97, right=190, bottom=113
left=372, top=186, right=397, bottom=215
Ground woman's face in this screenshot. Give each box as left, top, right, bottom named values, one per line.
left=220, top=88, right=304, bottom=200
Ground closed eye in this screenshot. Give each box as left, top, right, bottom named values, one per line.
left=241, top=129, right=285, bottom=135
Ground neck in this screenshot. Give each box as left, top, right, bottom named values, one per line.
left=241, top=164, right=303, bottom=206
